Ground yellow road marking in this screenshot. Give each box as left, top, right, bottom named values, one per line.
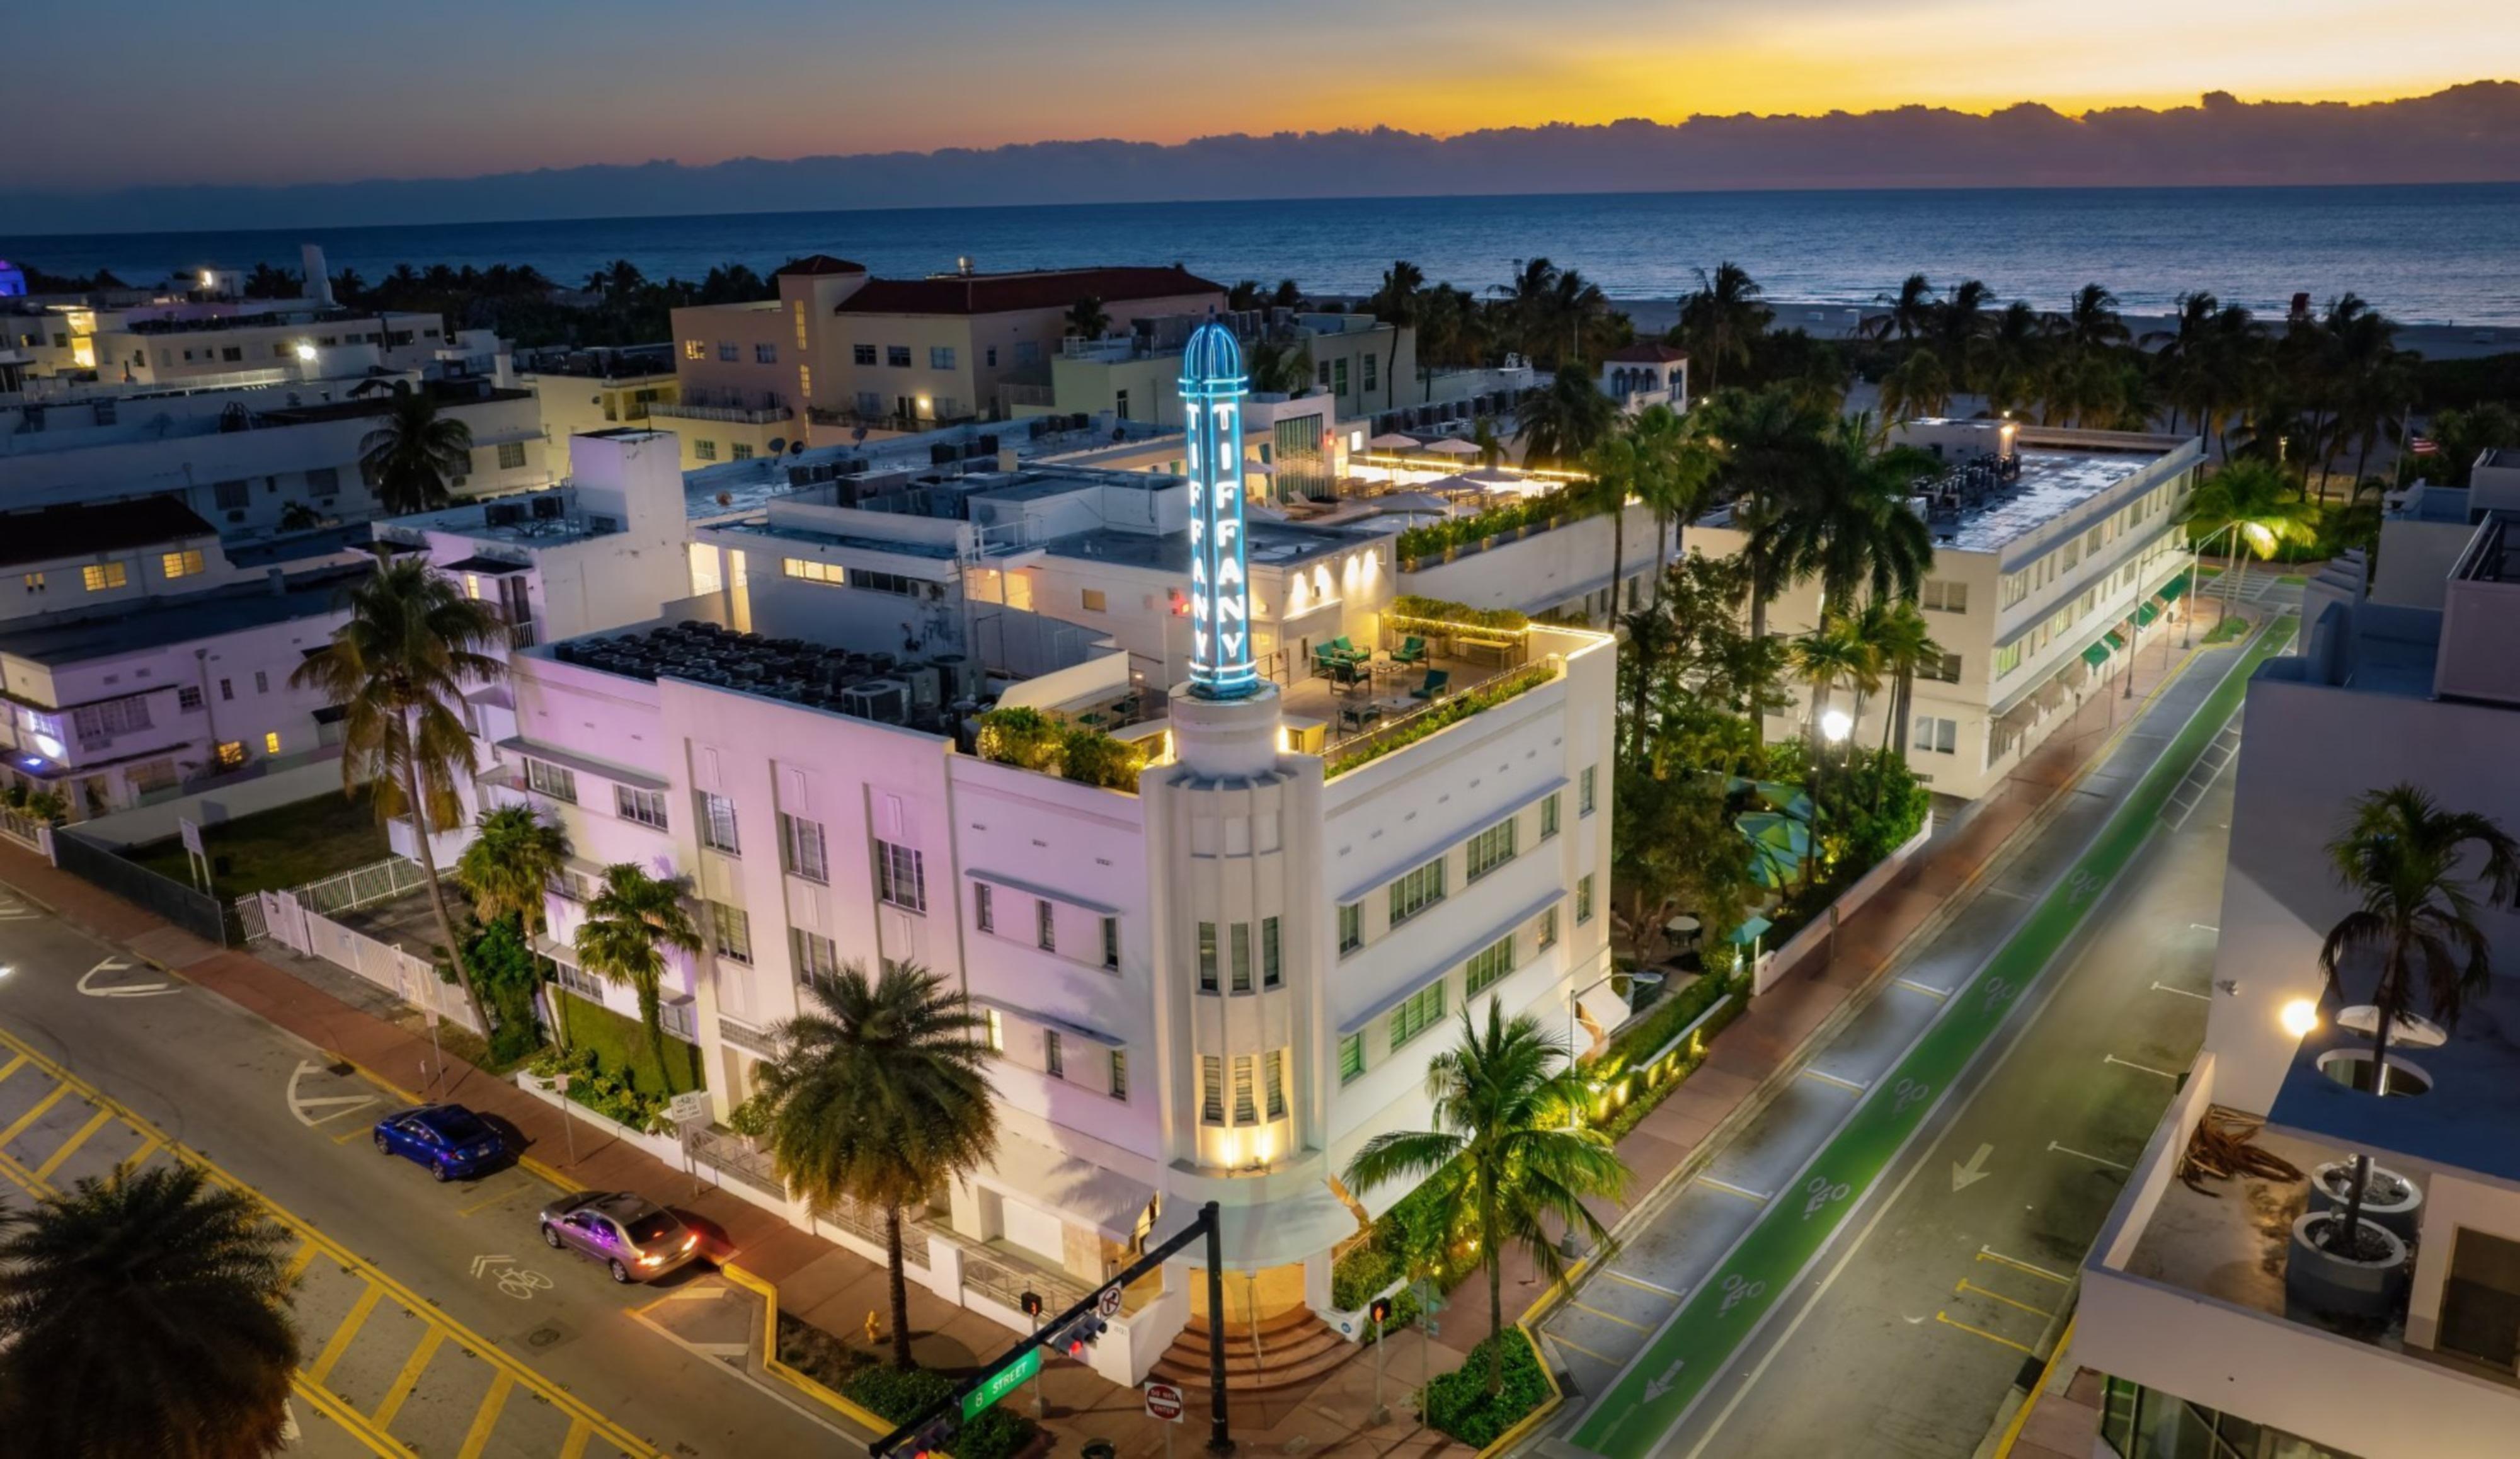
left=370, top=1327, right=445, bottom=1431
left=1569, top=1299, right=1654, bottom=1332
left=1956, top=1279, right=2054, bottom=1319
left=307, top=1284, right=384, bottom=1385
left=455, top=1371, right=514, bottom=1459
left=117, top=1131, right=164, bottom=1174
left=1544, top=1329, right=1626, bottom=1366
left=1936, top=1310, right=2037, bottom=1354
left=335, top=1122, right=380, bottom=1145
left=294, top=1373, right=418, bottom=1458
left=1976, top=1247, right=2073, bottom=1285
left=0, top=1053, right=25, bottom=1086
left=559, top=1419, right=593, bottom=1459
left=31, top=1107, right=115, bottom=1180
left=0, top=1082, right=71, bottom=1147
left=285, top=1239, right=321, bottom=1284
left=1598, top=1267, right=1683, bottom=1300
left=459, top=1179, right=539, bottom=1216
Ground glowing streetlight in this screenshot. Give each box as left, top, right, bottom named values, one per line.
left=2279, top=998, right=2320, bottom=1038
left=294, top=341, right=319, bottom=362
left=1820, top=708, right=1853, bottom=744
left=199, top=270, right=215, bottom=289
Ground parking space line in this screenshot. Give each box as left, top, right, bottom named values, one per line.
left=459, top=1180, right=541, bottom=1217
left=285, top=1239, right=321, bottom=1283
left=1977, top=1247, right=2072, bottom=1284
left=370, top=1328, right=445, bottom=1430
left=2049, top=1140, right=2132, bottom=1172
left=559, top=1418, right=594, bottom=1459
left=1570, top=1300, right=1654, bottom=1333
left=292, top=1374, right=415, bottom=1459
left=1955, top=1279, right=2053, bottom=1319
left=1801, top=1068, right=1867, bottom=1093
left=334, top=1123, right=379, bottom=1145
left=1893, top=977, right=1950, bottom=1000
left=1935, top=1310, right=2037, bottom=1354
left=1698, top=1176, right=1771, bottom=1203
left=1601, top=1269, right=1683, bottom=1300
left=0, top=1053, right=26, bottom=1086
left=2149, top=981, right=2211, bottom=1002
left=1545, top=1330, right=1626, bottom=1367
left=31, top=1107, right=115, bottom=1179
left=117, top=1131, right=164, bottom=1174
left=0, top=1083, right=71, bottom=1147
left=455, top=1372, right=514, bottom=1459
left=307, top=1284, right=384, bottom=1385
left=2103, top=1053, right=2179, bottom=1081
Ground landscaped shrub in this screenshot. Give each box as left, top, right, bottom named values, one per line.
left=465, top=918, right=547, bottom=1065
left=1392, top=489, right=1584, bottom=564
left=975, top=707, right=1146, bottom=791
left=1057, top=726, right=1147, bottom=790
left=1332, top=1240, right=1407, bottom=1310
left=975, top=707, right=1061, bottom=772
left=1326, top=664, right=1555, bottom=778
left=527, top=1042, right=667, bottom=1131
left=1387, top=595, right=1531, bottom=633
left=1423, top=1329, right=1552, bottom=1447
left=842, top=1365, right=958, bottom=1422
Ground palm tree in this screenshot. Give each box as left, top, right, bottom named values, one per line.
left=455, top=804, right=570, bottom=934
left=294, top=558, right=505, bottom=1034
left=1627, top=403, right=1721, bottom=602
left=2177, top=459, right=2321, bottom=606
left=1855, top=598, right=1942, bottom=765
left=604, top=259, right=646, bottom=299
left=1341, top=998, right=1625, bottom=1395
left=1515, top=368, right=1617, bottom=469
left=360, top=386, right=474, bottom=516
left=2315, top=786, right=2519, bottom=1253
left=1368, top=260, right=1426, bottom=412
left=573, top=862, right=703, bottom=1083
left=2063, top=282, right=2129, bottom=355
left=1065, top=295, right=1111, bottom=341
left=1877, top=348, right=1951, bottom=424
left=1581, top=433, right=1643, bottom=619
left=0, top=1164, right=298, bottom=1456
left=1246, top=336, right=1314, bottom=397
left=1675, top=262, right=1770, bottom=393
left=761, top=961, right=996, bottom=1370
left=1706, top=385, right=1834, bottom=641
left=1790, top=614, right=1877, bottom=758
left=1869, top=273, right=1937, bottom=343
left=1931, top=279, right=1994, bottom=382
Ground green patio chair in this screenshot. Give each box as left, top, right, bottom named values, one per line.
left=1410, top=668, right=1450, bottom=701
left=1392, top=635, right=1428, bottom=665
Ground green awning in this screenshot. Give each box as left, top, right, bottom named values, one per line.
left=2104, top=630, right=2127, bottom=651
left=2081, top=641, right=2113, bottom=667
left=2135, top=601, right=2160, bottom=628
left=2155, top=570, right=2191, bottom=604
left=1731, top=915, right=1773, bottom=946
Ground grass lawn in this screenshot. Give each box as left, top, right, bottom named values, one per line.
left=558, top=990, right=706, bottom=1097
left=122, top=788, right=389, bottom=898
left=2201, top=614, right=2255, bottom=646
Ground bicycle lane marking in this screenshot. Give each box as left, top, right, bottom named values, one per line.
left=1573, top=617, right=2292, bottom=1459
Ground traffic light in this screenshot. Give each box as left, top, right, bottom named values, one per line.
left=1368, top=1297, right=1392, bottom=1327
left=904, top=1412, right=959, bottom=1458
left=1052, top=1313, right=1108, bottom=1358
left=1020, top=1290, right=1044, bottom=1320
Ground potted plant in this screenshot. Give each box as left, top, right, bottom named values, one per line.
left=727, top=1092, right=775, bottom=1151
left=2310, top=1159, right=2423, bottom=1240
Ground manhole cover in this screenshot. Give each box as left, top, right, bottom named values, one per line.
left=525, top=1323, right=569, bottom=1351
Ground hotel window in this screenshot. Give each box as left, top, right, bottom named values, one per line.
left=21, top=571, right=43, bottom=592
left=1232, top=1056, right=1257, bottom=1124
left=876, top=840, right=926, bottom=912
left=548, top=867, right=595, bottom=903
left=717, top=342, right=738, bottom=362
left=1230, top=922, right=1252, bottom=993
left=683, top=340, right=705, bottom=361
left=1109, top=1049, right=1128, bottom=1101
left=215, top=741, right=247, bottom=769
left=616, top=786, right=668, bottom=829
left=1332, top=358, right=1349, bottom=396
left=1537, top=905, right=1559, bottom=950
left=694, top=440, right=718, bottom=461
left=754, top=343, right=777, bottom=363
left=1198, top=922, right=1219, bottom=992
left=779, top=813, right=828, bottom=883
left=178, top=686, right=203, bottom=712
left=886, top=346, right=912, bottom=368
left=213, top=479, right=249, bottom=510
left=496, top=441, right=527, bottom=470
left=1036, top=898, right=1056, bottom=951
left=854, top=344, right=877, bottom=366
left=1201, top=1056, right=1224, bottom=1124
left=1913, top=716, right=1959, bottom=754
left=1580, top=765, right=1598, bottom=816
left=1044, top=1031, right=1064, bottom=1081
left=525, top=758, right=578, bottom=803
left=985, top=347, right=998, bottom=367
left=1338, top=1033, right=1365, bottom=1084
left=1920, top=652, right=1962, bottom=684
left=255, top=671, right=269, bottom=694
left=1102, top=915, right=1120, bottom=971
left=782, top=557, right=845, bottom=586
left=1540, top=792, right=1561, bottom=840
left=1465, top=935, right=1515, bottom=996
left=1390, top=980, right=1446, bottom=1052
left=986, top=1009, right=1004, bottom=1051
left=263, top=731, right=282, bottom=755
left=1467, top=818, right=1517, bottom=881
left=1363, top=353, right=1378, bottom=393
left=1081, top=588, right=1106, bottom=612
left=697, top=792, right=740, bottom=854
left=1920, top=580, right=1968, bottom=613
left=220, top=678, right=234, bottom=701
left=161, top=549, right=204, bottom=580
left=83, top=563, right=128, bottom=592
left=1261, top=916, right=1281, bottom=988
left=974, top=883, right=994, bottom=932
left=929, top=346, right=955, bottom=370
left=1337, top=902, right=1362, bottom=955
left=790, top=928, right=840, bottom=987
left=1577, top=874, right=1595, bottom=924
left=1389, top=857, right=1446, bottom=925
left=711, top=902, right=752, bottom=963
left=732, top=443, right=753, bottom=461
left=1264, top=1050, right=1287, bottom=1119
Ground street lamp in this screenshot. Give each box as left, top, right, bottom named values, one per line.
left=2280, top=998, right=2320, bottom=1038
left=1819, top=708, right=1853, bottom=745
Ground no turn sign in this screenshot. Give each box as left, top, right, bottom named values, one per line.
left=1142, top=1380, right=1184, bottom=1422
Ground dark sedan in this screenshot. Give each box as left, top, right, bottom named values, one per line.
left=372, top=1104, right=507, bottom=1181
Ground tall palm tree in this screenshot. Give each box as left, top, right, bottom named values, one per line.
left=455, top=804, right=570, bottom=934
left=1877, top=348, right=1952, bottom=424
left=1855, top=598, right=1943, bottom=764
left=360, top=386, right=474, bottom=517
left=1675, top=262, right=1770, bottom=393
left=1790, top=614, right=1878, bottom=757
left=1246, top=336, right=1314, bottom=398
left=573, top=862, right=703, bottom=1084
left=1931, top=280, right=1995, bottom=383
left=1870, top=273, right=1937, bottom=343
left=1515, top=367, right=1617, bottom=469
left=1581, top=432, right=1642, bottom=619
left=1628, top=403, right=1722, bottom=602
left=1342, top=998, right=1625, bottom=1395
left=2315, top=786, right=2519, bottom=1252
left=0, top=1165, right=298, bottom=1456
left=1706, top=385, right=1834, bottom=641
left=294, top=558, right=505, bottom=1034
left=1491, top=257, right=1563, bottom=365
left=1065, top=295, right=1111, bottom=341
left=2063, top=282, right=2129, bottom=355
left=1368, top=260, right=1426, bottom=413
left=2177, top=459, right=2321, bottom=605
left=762, top=962, right=996, bottom=1370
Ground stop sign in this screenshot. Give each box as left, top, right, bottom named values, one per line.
left=1142, top=1380, right=1184, bottom=1422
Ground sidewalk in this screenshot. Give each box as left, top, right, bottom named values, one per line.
left=1430, top=605, right=2245, bottom=1356
left=0, top=837, right=1475, bottom=1458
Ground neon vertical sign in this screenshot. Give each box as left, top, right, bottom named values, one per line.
left=1182, top=319, right=1257, bottom=699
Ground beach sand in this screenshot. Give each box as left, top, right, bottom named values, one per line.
left=1607, top=299, right=2520, bottom=360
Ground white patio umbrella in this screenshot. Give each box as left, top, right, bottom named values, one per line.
left=1366, top=432, right=1421, bottom=450
left=1422, top=437, right=1480, bottom=457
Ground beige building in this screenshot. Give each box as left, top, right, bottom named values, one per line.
left=519, top=345, right=681, bottom=478
left=1029, top=310, right=1419, bottom=428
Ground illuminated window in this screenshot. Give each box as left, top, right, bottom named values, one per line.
left=161, top=549, right=204, bottom=580
left=782, top=558, right=844, bottom=585
left=83, top=563, right=128, bottom=592
left=694, top=440, right=718, bottom=461
left=1232, top=1055, right=1256, bottom=1123
left=1200, top=1055, right=1223, bottom=1124
left=683, top=340, right=704, bottom=361
left=1465, top=935, right=1515, bottom=995
left=1390, top=980, right=1446, bottom=1052
left=986, top=1008, right=1004, bottom=1052
left=1577, top=874, right=1595, bottom=924
left=1338, top=1034, right=1365, bottom=1084
left=214, top=741, right=246, bottom=769
left=1081, top=588, right=1106, bottom=612
left=263, top=731, right=281, bottom=755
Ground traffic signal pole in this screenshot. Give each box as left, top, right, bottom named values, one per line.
left=871, top=1200, right=1235, bottom=1458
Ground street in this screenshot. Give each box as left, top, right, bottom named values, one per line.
left=0, top=890, right=842, bottom=1458
left=1537, top=614, right=2294, bottom=1459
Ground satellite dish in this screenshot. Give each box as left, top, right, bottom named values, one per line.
left=850, top=426, right=869, bottom=442
left=767, top=437, right=787, bottom=454
left=788, top=440, right=805, bottom=455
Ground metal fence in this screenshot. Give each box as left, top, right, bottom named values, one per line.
left=294, top=857, right=429, bottom=916
left=50, top=829, right=231, bottom=945
left=685, top=1126, right=785, bottom=1201
left=0, top=809, right=49, bottom=855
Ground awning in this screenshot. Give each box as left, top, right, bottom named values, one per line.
left=1148, top=1181, right=1362, bottom=1270
left=2104, top=630, right=2127, bottom=651
left=973, top=1133, right=1159, bottom=1245
left=2135, top=601, right=2160, bottom=628
left=442, top=555, right=529, bottom=575
left=1731, top=915, right=1773, bottom=946
left=2081, top=642, right=2113, bottom=668
left=2155, top=571, right=2191, bottom=604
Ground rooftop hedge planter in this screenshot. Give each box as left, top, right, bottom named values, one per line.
left=2311, top=1160, right=2424, bottom=1240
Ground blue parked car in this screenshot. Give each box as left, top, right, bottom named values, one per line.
left=372, top=1104, right=507, bottom=1181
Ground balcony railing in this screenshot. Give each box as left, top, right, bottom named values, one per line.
left=650, top=401, right=794, bottom=425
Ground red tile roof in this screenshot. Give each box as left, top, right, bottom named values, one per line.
left=1605, top=342, right=1688, bottom=364
left=833, top=265, right=1224, bottom=316
left=776, top=254, right=868, bottom=277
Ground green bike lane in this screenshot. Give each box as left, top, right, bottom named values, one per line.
left=1571, top=617, right=2296, bottom=1459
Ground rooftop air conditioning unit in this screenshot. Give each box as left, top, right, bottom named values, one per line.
left=840, top=678, right=910, bottom=725
left=898, top=664, right=942, bottom=711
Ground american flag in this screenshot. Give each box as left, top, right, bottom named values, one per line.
left=2410, top=437, right=2441, bottom=455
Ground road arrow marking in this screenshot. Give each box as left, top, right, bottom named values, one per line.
left=470, top=1254, right=513, bottom=1278
left=1642, top=1358, right=1686, bottom=1402
left=1951, top=1143, right=1995, bottom=1191
left=2048, top=1140, right=2131, bottom=1171
left=76, top=958, right=178, bottom=998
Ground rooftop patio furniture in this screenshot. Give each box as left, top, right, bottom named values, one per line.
left=1340, top=702, right=1385, bottom=732
left=1411, top=668, right=1450, bottom=701
left=1392, top=635, right=1428, bottom=665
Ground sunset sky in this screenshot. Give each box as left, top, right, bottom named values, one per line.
left=18, top=0, right=2517, bottom=191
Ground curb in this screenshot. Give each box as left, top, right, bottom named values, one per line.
left=1984, top=1315, right=2078, bottom=1459
left=1472, top=1324, right=1564, bottom=1459
left=720, top=1262, right=895, bottom=1436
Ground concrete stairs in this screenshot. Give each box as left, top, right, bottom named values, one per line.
left=1148, top=1306, right=1351, bottom=1393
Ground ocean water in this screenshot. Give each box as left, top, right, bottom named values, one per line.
left=7, top=183, right=2517, bottom=325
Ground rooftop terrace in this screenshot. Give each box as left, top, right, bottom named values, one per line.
left=680, top=415, right=1172, bottom=522
left=1931, top=447, right=2168, bottom=555
left=377, top=483, right=624, bottom=553
left=0, top=566, right=364, bottom=668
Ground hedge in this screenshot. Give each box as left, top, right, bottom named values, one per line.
left=1326, top=663, right=1555, bottom=778
left=1394, top=489, right=1586, bottom=564
left=1424, top=1329, right=1552, bottom=1448
left=1387, top=595, right=1531, bottom=633
left=842, top=1365, right=1039, bottom=1459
